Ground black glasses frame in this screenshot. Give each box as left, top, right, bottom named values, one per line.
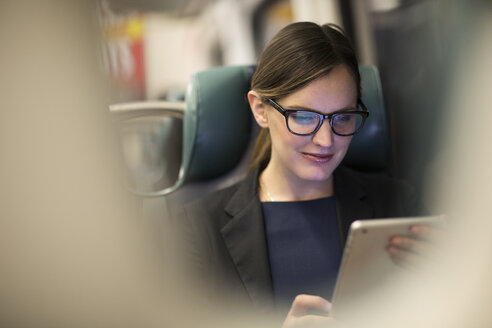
left=265, top=98, right=369, bottom=136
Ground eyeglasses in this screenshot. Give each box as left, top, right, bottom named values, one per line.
left=266, top=98, right=369, bottom=136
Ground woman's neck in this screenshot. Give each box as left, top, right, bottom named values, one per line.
left=259, top=162, right=334, bottom=202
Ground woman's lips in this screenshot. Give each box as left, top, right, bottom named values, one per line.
left=301, top=152, right=334, bottom=164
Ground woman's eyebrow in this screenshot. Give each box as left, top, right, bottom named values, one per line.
left=283, top=104, right=359, bottom=112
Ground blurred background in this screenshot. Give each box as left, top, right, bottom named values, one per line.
left=1, top=0, right=491, bottom=327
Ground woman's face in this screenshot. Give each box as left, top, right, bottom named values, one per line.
left=265, top=65, right=358, bottom=184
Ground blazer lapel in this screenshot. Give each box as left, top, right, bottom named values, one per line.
left=334, top=166, right=375, bottom=244
left=220, top=169, right=274, bottom=311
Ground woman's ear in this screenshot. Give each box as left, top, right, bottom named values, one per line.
left=248, top=90, right=269, bottom=129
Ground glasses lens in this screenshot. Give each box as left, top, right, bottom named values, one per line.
left=287, top=111, right=321, bottom=135
left=331, top=112, right=364, bottom=135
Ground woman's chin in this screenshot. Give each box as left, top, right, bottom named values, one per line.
left=297, top=169, right=334, bottom=183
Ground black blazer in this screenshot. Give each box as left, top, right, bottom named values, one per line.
left=178, top=165, right=422, bottom=314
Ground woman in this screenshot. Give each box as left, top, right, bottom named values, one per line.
left=179, top=22, right=427, bottom=327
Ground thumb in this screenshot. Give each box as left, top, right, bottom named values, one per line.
left=289, top=294, right=332, bottom=317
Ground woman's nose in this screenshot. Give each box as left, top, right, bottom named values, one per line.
left=311, top=120, right=334, bottom=147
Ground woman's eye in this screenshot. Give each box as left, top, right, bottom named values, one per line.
left=291, top=112, right=318, bottom=125
left=333, top=114, right=353, bottom=123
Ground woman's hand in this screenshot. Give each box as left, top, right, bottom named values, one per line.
left=387, top=224, right=442, bottom=269
left=282, top=294, right=334, bottom=328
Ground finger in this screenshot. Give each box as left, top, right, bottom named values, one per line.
left=289, top=294, right=332, bottom=317
left=387, top=245, right=419, bottom=270
left=389, top=236, right=432, bottom=255
left=387, top=244, right=413, bottom=258
left=409, top=224, right=437, bottom=239
left=389, top=236, right=414, bottom=250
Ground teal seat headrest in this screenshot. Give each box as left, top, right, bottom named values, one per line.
left=181, top=65, right=255, bottom=183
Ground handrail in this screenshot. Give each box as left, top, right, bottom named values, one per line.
left=109, top=101, right=185, bottom=120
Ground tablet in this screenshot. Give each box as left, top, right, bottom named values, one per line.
left=331, top=216, right=442, bottom=315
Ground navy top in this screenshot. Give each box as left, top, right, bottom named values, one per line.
left=262, top=196, right=342, bottom=312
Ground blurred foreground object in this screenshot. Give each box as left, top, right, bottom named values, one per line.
left=0, top=1, right=173, bottom=327
left=0, top=1, right=272, bottom=328
left=2, top=0, right=492, bottom=327
left=332, top=1, right=492, bottom=327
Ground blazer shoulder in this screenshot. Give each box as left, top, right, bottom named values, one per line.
left=182, top=182, right=240, bottom=226
left=336, top=166, right=425, bottom=216
left=184, top=165, right=260, bottom=220
left=337, top=166, right=408, bottom=192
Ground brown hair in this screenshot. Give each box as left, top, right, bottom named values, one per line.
left=249, top=22, right=361, bottom=170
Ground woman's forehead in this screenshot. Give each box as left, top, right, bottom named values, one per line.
left=281, top=66, right=358, bottom=112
